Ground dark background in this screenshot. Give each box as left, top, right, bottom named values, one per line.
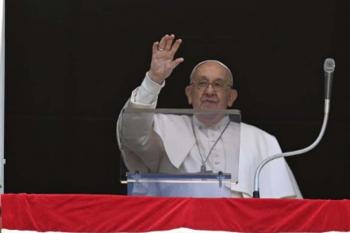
left=5, top=0, right=350, bottom=198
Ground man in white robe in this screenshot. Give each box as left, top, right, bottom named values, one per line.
left=118, top=34, right=302, bottom=198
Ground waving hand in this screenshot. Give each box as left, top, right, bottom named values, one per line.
left=148, top=34, right=184, bottom=84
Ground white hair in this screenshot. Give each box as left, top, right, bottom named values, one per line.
left=189, top=60, right=233, bottom=86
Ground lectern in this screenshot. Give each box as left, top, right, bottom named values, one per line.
left=118, top=108, right=241, bottom=197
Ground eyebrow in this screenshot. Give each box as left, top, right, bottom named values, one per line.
left=196, top=76, right=227, bottom=82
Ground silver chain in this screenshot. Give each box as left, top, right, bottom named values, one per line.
left=191, top=118, right=230, bottom=173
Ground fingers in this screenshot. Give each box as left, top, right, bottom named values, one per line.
left=156, top=34, right=181, bottom=52
left=152, top=41, right=159, bottom=54
left=158, top=34, right=168, bottom=51
left=165, top=34, right=175, bottom=50
left=170, top=38, right=182, bottom=55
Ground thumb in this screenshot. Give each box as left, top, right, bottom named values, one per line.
left=170, top=57, right=184, bottom=69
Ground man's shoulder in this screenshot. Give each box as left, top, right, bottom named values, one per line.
left=240, top=122, right=277, bottom=141
left=240, top=122, right=282, bottom=159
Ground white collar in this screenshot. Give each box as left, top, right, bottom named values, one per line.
left=193, top=115, right=230, bottom=131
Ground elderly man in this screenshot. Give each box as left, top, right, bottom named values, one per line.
left=118, top=34, right=301, bottom=198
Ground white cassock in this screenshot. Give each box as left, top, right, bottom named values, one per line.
left=117, top=74, right=302, bottom=198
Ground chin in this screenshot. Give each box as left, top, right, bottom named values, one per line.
left=199, top=105, right=215, bottom=110
left=199, top=102, right=220, bottom=110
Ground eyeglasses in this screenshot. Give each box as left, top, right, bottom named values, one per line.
left=192, top=79, right=231, bottom=92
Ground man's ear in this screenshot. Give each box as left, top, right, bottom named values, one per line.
left=185, top=85, right=193, bottom=105
left=227, top=89, right=238, bottom=107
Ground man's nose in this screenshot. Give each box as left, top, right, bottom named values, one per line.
left=204, top=83, right=216, bottom=94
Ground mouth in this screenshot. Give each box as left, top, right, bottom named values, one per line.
left=200, top=99, right=218, bottom=108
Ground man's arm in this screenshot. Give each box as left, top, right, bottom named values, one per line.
left=117, top=34, right=184, bottom=172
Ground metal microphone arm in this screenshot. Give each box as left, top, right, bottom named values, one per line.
left=253, top=58, right=334, bottom=198
left=253, top=100, right=330, bottom=198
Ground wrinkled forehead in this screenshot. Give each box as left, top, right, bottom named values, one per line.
left=190, top=60, right=233, bottom=85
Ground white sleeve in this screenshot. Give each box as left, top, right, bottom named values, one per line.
left=130, top=72, right=165, bottom=108
left=117, top=73, right=166, bottom=172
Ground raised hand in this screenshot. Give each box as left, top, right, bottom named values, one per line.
left=148, top=34, right=184, bottom=84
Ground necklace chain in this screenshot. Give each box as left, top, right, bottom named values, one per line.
left=191, top=118, right=230, bottom=173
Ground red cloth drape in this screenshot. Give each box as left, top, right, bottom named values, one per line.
left=2, top=194, right=350, bottom=232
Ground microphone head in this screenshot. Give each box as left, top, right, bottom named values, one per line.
left=324, top=58, right=336, bottom=73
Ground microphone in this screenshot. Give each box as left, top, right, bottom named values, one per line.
left=324, top=58, right=335, bottom=100
left=252, top=58, right=335, bottom=198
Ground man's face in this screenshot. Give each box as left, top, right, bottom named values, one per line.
left=185, top=62, right=237, bottom=110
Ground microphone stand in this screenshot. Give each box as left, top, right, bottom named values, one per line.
left=253, top=58, right=335, bottom=198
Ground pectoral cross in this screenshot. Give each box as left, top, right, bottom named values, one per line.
left=200, top=165, right=213, bottom=173
left=200, top=164, right=206, bottom=173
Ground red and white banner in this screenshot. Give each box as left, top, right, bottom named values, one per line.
left=1, top=194, right=350, bottom=233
